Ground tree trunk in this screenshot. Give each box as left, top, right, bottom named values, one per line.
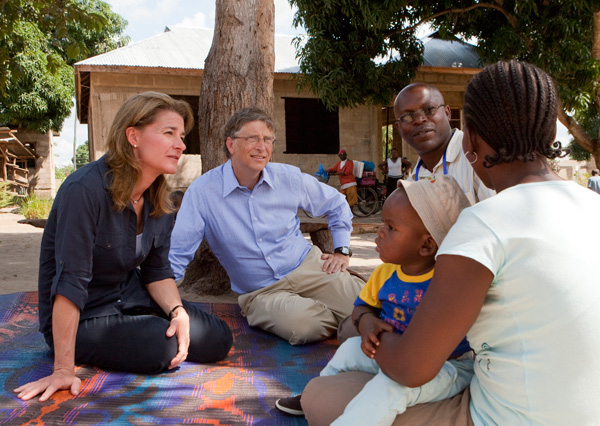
left=183, top=0, right=275, bottom=296
left=197, top=0, right=275, bottom=172
left=593, top=10, right=600, bottom=169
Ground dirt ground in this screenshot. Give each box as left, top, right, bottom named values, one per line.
left=0, top=209, right=383, bottom=300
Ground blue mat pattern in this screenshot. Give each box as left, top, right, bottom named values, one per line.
left=0, top=292, right=337, bottom=425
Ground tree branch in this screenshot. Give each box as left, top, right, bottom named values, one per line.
left=557, top=102, right=594, bottom=152
left=385, top=2, right=519, bottom=39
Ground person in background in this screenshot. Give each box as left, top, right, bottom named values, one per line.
left=169, top=108, right=364, bottom=346
left=587, top=169, right=600, bottom=194
left=327, top=149, right=358, bottom=208
left=378, top=147, right=412, bottom=196
left=301, top=60, right=600, bottom=426
left=394, top=83, right=494, bottom=204
left=15, top=92, right=232, bottom=402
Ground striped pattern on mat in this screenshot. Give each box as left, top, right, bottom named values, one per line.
left=0, top=292, right=338, bottom=425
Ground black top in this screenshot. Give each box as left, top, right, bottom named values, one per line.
left=38, top=155, right=175, bottom=337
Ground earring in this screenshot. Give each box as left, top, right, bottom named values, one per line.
left=466, top=151, right=478, bottom=165
left=133, top=145, right=138, bottom=148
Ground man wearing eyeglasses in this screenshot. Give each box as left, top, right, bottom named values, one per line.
left=326, top=149, right=358, bottom=208
left=169, top=107, right=364, bottom=346
left=394, top=83, right=494, bottom=204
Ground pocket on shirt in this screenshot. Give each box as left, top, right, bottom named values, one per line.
left=95, top=231, right=124, bottom=250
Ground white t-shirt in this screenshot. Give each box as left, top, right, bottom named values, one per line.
left=387, top=157, right=404, bottom=178
left=438, top=181, right=600, bottom=425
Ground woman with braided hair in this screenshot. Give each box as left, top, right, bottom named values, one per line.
left=301, top=60, right=600, bottom=425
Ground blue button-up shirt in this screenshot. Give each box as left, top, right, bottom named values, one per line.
left=169, top=160, right=352, bottom=293
left=38, top=156, right=175, bottom=338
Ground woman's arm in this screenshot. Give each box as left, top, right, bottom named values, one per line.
left=146, top=278, right=190, bottom=369
left=14, top=295, right=82, bottom=401
left=375, top=254, right=493, bottom=387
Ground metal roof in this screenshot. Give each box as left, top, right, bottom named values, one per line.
left=75, top=27, right=300, bottom=73
left=421, top=33, right=481, bottom=69
left=76, top=27, right=480, bottom=72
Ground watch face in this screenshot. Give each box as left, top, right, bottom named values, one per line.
left=336, top=247, right=350, bottom=255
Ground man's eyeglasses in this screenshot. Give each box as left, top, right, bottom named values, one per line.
left=233, top=135, right=276, bottom=146
left=396, top=105, right=446, bottom=124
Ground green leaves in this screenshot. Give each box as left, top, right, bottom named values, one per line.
left=0, top=0, right=129, bottom=132
left=291, top=0, right=423, bottom=108
left=292, top=0, right=600, bottom=158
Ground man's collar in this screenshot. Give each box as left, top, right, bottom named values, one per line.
left=428, top=129, right=462, bottom=169
left=222, top=160, right=274, bottom=197
left=443, top=129, right=463, bottom=163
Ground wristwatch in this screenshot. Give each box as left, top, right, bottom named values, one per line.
left=334, top=246, right=352, bottom=257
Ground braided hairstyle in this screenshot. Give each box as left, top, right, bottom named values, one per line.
left=463, top=60, right=564, bottom=167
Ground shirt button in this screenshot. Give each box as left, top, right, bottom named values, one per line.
left=254, top=217, right=258, bottom=221
left=250, top=195, right=254, bottom=198
left=258, top=238, right=263, bottom=242
left=267, top=256, right=271, bottom=260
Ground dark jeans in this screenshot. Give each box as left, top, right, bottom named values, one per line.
left=386, top=176, right=401, bottom=197
left=47, top=300, right=233, bottom=374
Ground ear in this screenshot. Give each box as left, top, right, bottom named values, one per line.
left=394, top=120, right=403, bottom=135
left=462, top=124, right=480, bottom=154
left=126, top=127, right=138, bottom=147
left=443, top=104, right=452, bottom=121
left=226, top=137, right=235, bottom=156
left=419, top=235, right=438, bottom=257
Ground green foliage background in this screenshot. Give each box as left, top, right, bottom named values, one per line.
left=290, top=0, right=600, bottom=161
left=0, top=0, right=129, bottom=133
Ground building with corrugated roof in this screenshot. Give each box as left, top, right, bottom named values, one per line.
left=74, top=27, right=481, bottom=187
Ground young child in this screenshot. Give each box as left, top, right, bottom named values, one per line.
left=276, top=175, right=472, bottom=425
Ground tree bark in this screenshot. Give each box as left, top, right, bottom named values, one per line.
left=183, top=0, right=275, bottom=296
left=197, top=0, right=275, bottom=172
left=593, top=10, right=600, bottom=169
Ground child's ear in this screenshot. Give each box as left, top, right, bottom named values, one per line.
left=419, top=235, right=438, bottom=257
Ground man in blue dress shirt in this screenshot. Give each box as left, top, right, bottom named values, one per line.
left=170, top=108, right=364, bottom=345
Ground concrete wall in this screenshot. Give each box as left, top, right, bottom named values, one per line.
left=16, top=129, right=55, bottom=197
left=271, top=76, right=379, bottom=187
left=86, top=71, right=203, bottom=159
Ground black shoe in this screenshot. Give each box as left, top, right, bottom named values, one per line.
left=275, top=395, right=304, bottom=416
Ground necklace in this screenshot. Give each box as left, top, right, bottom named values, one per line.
left=131, top=194, right=143, bottom=204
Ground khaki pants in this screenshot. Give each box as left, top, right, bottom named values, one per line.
left=302, top=371, right=474, bottom=426
left=340, top=185, right=358, bottom=207
left=238, top=246, right=364, bottom=345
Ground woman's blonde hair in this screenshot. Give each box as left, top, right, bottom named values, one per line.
left=105, top=91, right=194, bottom=216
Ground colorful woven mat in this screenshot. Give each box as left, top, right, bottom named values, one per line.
left=0, top=292, right=338, bottom=425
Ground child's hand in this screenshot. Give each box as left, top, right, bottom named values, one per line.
left=359, top=316, right=394, bottom=358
